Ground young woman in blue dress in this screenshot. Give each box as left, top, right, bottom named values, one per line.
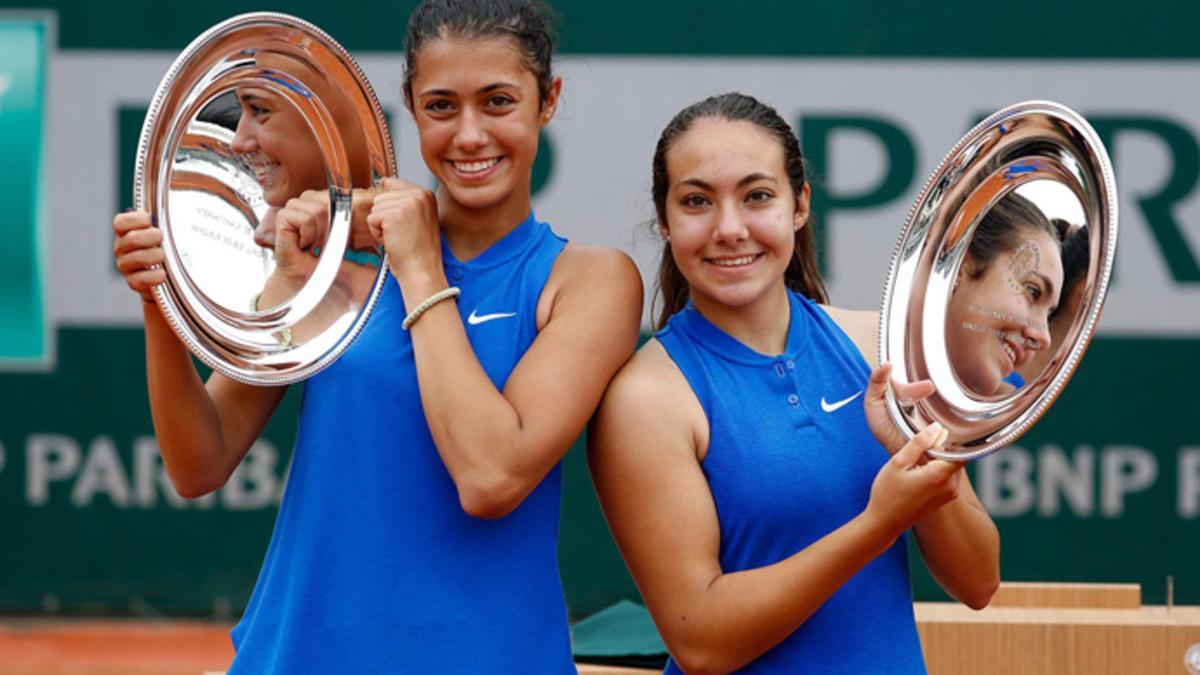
left=112, top=1, right=641, bottom=671
left=589, top=93, right=1001, bottom=674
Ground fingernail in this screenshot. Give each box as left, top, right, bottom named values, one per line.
left=899, top=398, right=914, bottom=407
left=927, top=422, right=943, bottom=436
left=934, top=427, right=950, bottom=447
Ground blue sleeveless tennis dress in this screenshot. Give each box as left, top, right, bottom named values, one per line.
left=656, top=291, right=926, bottom=674
left=229, top=213, right=575, bottom=673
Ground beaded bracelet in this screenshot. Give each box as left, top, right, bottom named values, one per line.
left=402, top=286, right=461, bottom=330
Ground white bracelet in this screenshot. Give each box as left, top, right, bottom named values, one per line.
left=402, top=286, right=461, bottom=330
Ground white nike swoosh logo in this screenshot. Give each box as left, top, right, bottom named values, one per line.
left=820, top=391, right=863, bottom=413
left=466, top=309, right=517, bottom=325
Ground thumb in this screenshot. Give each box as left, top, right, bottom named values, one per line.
left=275, top=210, right=301, bottom=256
left=892, top=422, right=946, bottom=469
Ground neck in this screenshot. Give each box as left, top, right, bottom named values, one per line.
left=437, top=184, right=533, bottom=262
left=690, top=282, right=792, bottom=356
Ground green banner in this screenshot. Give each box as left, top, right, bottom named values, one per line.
left=0, top=0, right=1196, bottom=623
left=0, top=15, right=48, bottom=365
left=0, top=329, right=1196, bottom=617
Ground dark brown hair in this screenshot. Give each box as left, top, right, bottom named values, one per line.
left=651, top=92, right=827, bottom=329
left=402, top=0, right=558, bottom=108
left=1051, top=218, right=1089, bottom=320
left=967, top=192, right=1060, bottom=272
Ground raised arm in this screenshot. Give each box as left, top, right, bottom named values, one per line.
left=115, top=211, right=288, bottom=498
left=369, top=181, right=643, bottom=518
left=589, top=342, right=962, bottom=674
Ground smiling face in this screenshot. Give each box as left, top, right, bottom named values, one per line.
left=661, top=118, right=808, bottom=318
left=408, top=35, right=559, bottom=226
left=946, top=225, right=1064, bottom=395
left=229, top=86, right=327, bottom=209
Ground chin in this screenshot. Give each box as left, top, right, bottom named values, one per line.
left=447, top=184, right=511, bottom=211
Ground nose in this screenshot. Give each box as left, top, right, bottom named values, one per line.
left=453, top=107, right=489, bottom=152
left=712, top=201, right=749, bottom=244
left=1021, top=311, right=1052, bottom=352
left=230, top=114, right=256, bottom=154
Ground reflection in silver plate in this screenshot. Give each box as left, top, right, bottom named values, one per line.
left=878, top=100, right=1118, bottom=461
left=135, top=12, right=394, bottom=385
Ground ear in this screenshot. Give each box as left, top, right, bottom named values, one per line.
left=538, top=76, right=563, bottom=128
left=793, top=182, right=811, bottom=231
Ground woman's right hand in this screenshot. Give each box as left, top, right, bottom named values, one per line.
left=113, top=210, right=165, bottom=304
left=866, top=423, right=964, bottom=539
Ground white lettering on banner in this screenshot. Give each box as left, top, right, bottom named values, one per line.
left=978, top=445, right=1167, bottom=518
left=22, top=434, right=285, bottom=510
left=26, top=434, right=80, bottom=505
left=1179, top=447, right=1200, bottom=518
left=44, top=54, right=1200, bottom=336
left=1100, top=446, right=1158, bottom=517
left=71, top=436, right=131, bottom=507
left=977, top=447, right=1035, bottom=516
left=133, top=437, right=186, bottom=508
left=1038, top=445, right=1095, bottom=517
left=0, top=73, right=11, bottom=112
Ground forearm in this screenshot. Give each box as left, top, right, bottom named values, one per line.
left=142, top=304, right=239, bottom=497
left=664, top=511, right=901, bottom=673
left=400, top=274, right=545, bottom=516
left=912, top=488, right=1001, bottom=609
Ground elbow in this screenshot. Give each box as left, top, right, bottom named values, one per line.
left=456, top=471, right=525, bottom=520
left=663, top=629, right=742, bottom=675
left=669, top=644, right=734, bottom=675
left=961, top=574, right=1001, bottom=611
left=162, top=459, right=228, bottom=500
left=170, top=473, right=223, bottom=500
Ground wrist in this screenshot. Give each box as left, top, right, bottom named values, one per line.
left=393, top=267, right=450, bottom=302
left=860, top=502, right=906, bottom=549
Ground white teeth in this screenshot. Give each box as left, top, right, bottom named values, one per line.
left=453, top=158, right=500, bottom=174
left=710, top=255, right=757, bottom=267
left=240, top=153, right=280, bottom=187
left=1001, top=341, right=1015, bottom=365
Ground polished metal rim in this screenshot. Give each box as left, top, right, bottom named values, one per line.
left=135, top=12, right=394, bottom=385
left=878, top=100, right=1118, bottom=460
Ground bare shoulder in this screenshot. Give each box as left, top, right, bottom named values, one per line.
left=593, top=338, right=706, bottom=461
left=819, top=304, right=881, bottom=368
left=606, top=339, right=688, bottom=405
left=538, top=244, right=642, bottom=328
left=551, top=243, right=641, bottom=288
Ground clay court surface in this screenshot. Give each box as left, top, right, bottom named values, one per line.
left=0, top=620, right=234, bottom=675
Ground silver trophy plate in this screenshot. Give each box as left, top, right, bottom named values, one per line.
left=879, top=100, right=1117, bottom=460
left=135, top=12, right=393, bottom=385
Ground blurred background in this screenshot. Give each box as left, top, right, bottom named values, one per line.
left=0, top=0, right=1197, bottom=664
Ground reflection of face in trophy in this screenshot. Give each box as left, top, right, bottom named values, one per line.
left=1019, top=221, right=1090, bottom=379
left=231, top=85, right=327, bottom=208
left=945, top=193, right=1064, bottom=396
left=228, top=50, right=374, bottom=251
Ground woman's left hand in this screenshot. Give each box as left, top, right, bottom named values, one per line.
left=367, top=177, right=444, bottom=284
left=864, top=362, right=936, bottom=456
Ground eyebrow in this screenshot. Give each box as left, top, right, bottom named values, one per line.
left=677, top=173, right=778, bottom=191
left=417, top=81, right=520, bottom=98
left=238, top=92, right=272, bottom=105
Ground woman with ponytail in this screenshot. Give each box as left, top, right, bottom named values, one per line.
left=589, top=93, right=999, bottom=674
